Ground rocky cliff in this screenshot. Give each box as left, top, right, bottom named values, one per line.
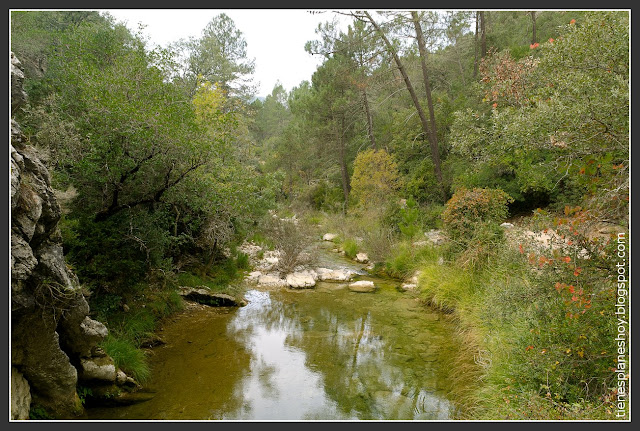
left=10, top=52, right=134, bottom=420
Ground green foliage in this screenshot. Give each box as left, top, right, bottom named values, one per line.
left=449, top=11, right=629, bottom=222
left=235, top=252, right=250, bottom=270
left=77, top=385, right=93, bottom=406
left=397, top=198, right=423, bottom=239
left=28, top=405, right=53, bottom=420
left=101, top=335, right=151, bottom=383
left=416, top=207, right=626, bottom=419
left=306, top=181, right=345, bottom=212
left=442, top=187, right=513, bottom=241
left=351, top=148, right=402, bottom=208
left=177, top=257, right=243, bottom=293
left=341, top=238, right=359, bottom=259
left=383, top=240, right=438, bottom=279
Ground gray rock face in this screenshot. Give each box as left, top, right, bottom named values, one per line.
left=11, top=367, right=31, bottom=420
left=10, top=53, right=116, bottom=419
left=11, top=52, right=27, bottom=114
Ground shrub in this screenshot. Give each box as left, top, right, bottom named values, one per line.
left=442, top=187, right=513, bottom=241
left=351, top=149, right=403, bottom=208
left=235, top=251, right=250, bottom=270
left=341, top=238, right=359, bottom=259
left=263, top=214, right=312, bottom=273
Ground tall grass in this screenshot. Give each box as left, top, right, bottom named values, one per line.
left=101, top=335, right=151, bottom=383
left=415, top=233, right=621, bottom=419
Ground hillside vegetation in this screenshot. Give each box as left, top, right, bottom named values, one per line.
left=11, top=10, right=629, bottom=420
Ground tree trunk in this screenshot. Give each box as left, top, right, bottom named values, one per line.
left=362, top=89, right=377, bottom=150
left=474, top=11, right=479, bottom=78
left=411, top=12, right=439, bottom=167
left=479, top=11, right=487, bottom=58
left=530, top=11, right=537, bottom=45
left=362, top=11, right=446, bottom=202
left=337, top=117, right=351, bottom=210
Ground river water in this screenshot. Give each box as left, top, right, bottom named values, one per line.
left=82, top=245, right=471, bottom=421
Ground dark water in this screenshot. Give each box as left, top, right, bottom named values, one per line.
left=82, top=248, right=470, bottom=420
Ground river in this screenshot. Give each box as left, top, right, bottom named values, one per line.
left=82, top=243, right=472, bottom=421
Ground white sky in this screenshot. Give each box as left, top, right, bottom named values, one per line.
left=104, top=9, right=349, bottom=98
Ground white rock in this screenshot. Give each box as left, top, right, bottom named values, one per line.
left=323, top=233, right=338, bottom=241
left=355, top=252, right=369, bottom=263
left=348, top=280, right=376, bottom=293
left=316, top=267, right=354, bottom=281
left=286, top=270, right=317, bottom=288
left=425, top=229, right=446, bottom=245
left=500, top=222, right=515, bottom=229
left=257, top=274, right=287, bottom=287
left=80, top=357, right=116, bottom=382
left=400, top=283, right=418, bottom=291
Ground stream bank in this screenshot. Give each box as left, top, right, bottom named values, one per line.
left=80, top=241, right=477, bottom=420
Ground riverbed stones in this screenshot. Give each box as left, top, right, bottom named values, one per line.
left=348, top=280, right=376, bottom=293
left=257, top=273, right=288, bottom=288
left=354, top=252, right=369, bottom=263
left=425, top=229, right=446, bottom=245
left=315, top=267, right=354, bottom=282
left=79, top=356, right=117, bottom=382
left=286, top=270, right=317, bottom=288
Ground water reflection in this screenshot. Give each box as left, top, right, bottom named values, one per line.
left=220, top=286, right=455, bottom=420
left=83, top=283, right=461, bottom=420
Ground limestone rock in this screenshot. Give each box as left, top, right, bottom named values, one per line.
left=79, top=357, right=117, bottom=383
left=257, top=273, right=287, bottom=288
left=178, top=287, right=247, bottom=307
left=322, top=233, right=338, bottom=241
left=10, top=52, right=115, bottom=419
left=315, top=267, right=354, bottom=282
left=348, top=280, right=376, bottom=293
left=425, top=229, right=446, bottom=246
left=355, top=252, right=369, bottom=263
left=286, top=270, right=317, bottom=289
left=11, top=52, right=27, bottom=114
left=11, top=367, right=31, bottom=420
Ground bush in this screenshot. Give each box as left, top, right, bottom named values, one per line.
left=341, top=238, right=359, bottom=259
left=263, top=214, right=312, bottom=273
left=442, top=187, right=513, bottom=241
left=351, top=149, right=403, bottom=208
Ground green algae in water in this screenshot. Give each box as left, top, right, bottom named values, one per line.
left=83, top=272, right=473, bottom=420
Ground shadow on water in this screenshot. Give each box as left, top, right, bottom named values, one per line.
left=82, top=247, right=473, bottom=420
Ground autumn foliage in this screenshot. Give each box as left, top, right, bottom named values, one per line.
left=442, top=187, right=513, bottom=240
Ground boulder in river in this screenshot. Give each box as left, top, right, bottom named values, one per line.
left=355, top=252, right=369, bottom=263
left=348, top=280, right=376, bottom=293
left=286, top=270, right=317, bottom=289
left=315, top=267, right=354, bottom=282
left=257, top=273, right=288, bottom=288
left=178, top=287, right=247, bottom=307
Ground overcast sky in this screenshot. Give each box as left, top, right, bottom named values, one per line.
left=104, top=9, right=350, bottom=98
